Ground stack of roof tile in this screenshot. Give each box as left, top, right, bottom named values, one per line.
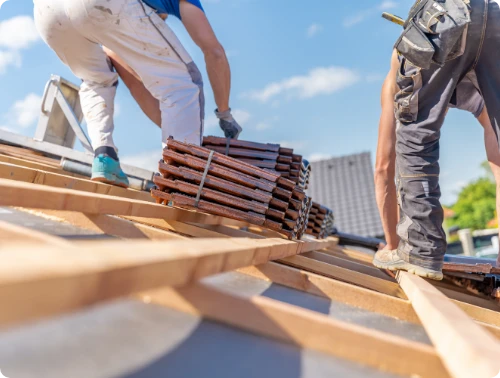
left=202, top=136, right=310, bottom=190
left=151, top=139, right=312, bottom=240
left=306, top=202, right=335, bottom=239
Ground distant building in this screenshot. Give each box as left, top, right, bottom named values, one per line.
left=306, top=152, right=384, bottom=238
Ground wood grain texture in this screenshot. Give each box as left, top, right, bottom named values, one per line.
left=12, top=209, right=187, bottom=240
left=0, top=162, right=153, bottom=203
left=304, top=251, right=394, bottom=281
left=238, top=262, right=421, bottom=323
left=0, top=178, right=228, bottom=225
left=0, top=220, right=71, bottom=246
left=0, top=154, right=85, bottom=178
left=398, top=271, right=500, bottom=378
left=280, top=255, right=408, bottom=299
left=137, top=282, right=449, bottom=378
left=0, top=237, right=301, bottom=327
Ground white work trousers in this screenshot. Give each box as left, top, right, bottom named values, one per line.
left=34, top=0, right=204, bottom=151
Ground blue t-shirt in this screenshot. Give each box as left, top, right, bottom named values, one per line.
left=143, top=0, right=204, bottom=20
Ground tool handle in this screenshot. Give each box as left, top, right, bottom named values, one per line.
left=382, top=12, right=405, bottom=26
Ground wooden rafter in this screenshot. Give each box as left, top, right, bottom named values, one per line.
left=136, top=282, right=449, bottom=378
left=0, top=162, right=153, bottom=202
left=13, top=209, right=187, bottom=240
left=0, top=220, right=70, bottom=246
left=0, top=178, right=230, bottom=225
left=280, top=254, right=408, bottom=299
left=398, top=271, right=500, bottom=378
left=0, top=237, right=308, bottom=327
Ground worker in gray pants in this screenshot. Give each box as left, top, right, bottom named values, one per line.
left=373, top=0, right=500, bottom=280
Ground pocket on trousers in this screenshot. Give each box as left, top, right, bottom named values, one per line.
left=394, top=20, right=435, bottom=69
left=394, top=58, right=422, bottom=124
left=411, top=0, right=470, bottom=65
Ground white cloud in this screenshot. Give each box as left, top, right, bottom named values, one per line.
left=204, top=109, right=251, bottom=130
left=0, top=16, right=40, bottom=50
left=0, top=16, right=40, bottom=75
left=255, top=122, right=271, bottom=131
left=379, top=1, right=398, bottom=9
left=307, top=23, right=323, bottom=38
left=232, top=109, right=251, bottom=125
left=114, top=102, right=121, bottom=118
left=0, top=50, right=21, bottom=74
left=344, top=0, right=398, bottom=27
left=12, top=93, right=42, bottom=128
left=246, top=66, right=360, bottom=103
left=279, top=140, right=307, bottom=151
left=308, top=153, right=332, bottom=162
left=121, top=150, right=162, bottom=172
left=0, top=125, right=15, bottom=133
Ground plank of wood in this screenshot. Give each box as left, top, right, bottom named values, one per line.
left=0, top=220, right=71, bottom=246
left=324, top=246, right=375, bottom=265
left=238, top=262, right=420, bottom=323
left=398, top=271, right=500, bottom=378
left=0, top=162, right=153, bottom=203
left=304, top=251, right=394, bottom=281
left=123, top=217, right=236, bottom=238
left=0, top=237, right=302, bottom=327
left=14, top=209, right=186, bottom=240
left=437, top=285, right=500, bottom=312
left=238, top=263, right=500, bottom=339
left=280, top=255, right=408, bottom=299
left=188, top=223, right=267, bottom=239
left=0, top=178, right=232, bottom=225
left=0, top=154, right=83, bottom=178
left=137, top=283, right=449, bottom=378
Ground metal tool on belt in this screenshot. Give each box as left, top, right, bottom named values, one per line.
left=381, top=12, right=405, bottom=26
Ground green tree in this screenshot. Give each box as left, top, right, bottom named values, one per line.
left=450, top=176, right=496, bottom=230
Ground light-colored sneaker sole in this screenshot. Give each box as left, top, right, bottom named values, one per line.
left=373, top=259, right=443, bottom=281
left=92, top=176, right=129, bottom=189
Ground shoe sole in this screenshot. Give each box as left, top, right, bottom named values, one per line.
left=92, top=176, right=129, bottom=189
left=373, top=259, right=443, bottom=281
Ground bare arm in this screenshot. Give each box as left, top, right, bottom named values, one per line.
left=477, top=107, right=500, bottom=265
left=103, top=47, right=162, bottom=128
left=375, top=50, right=400, bottom=250
left=180, top=0, right=230, bottom=112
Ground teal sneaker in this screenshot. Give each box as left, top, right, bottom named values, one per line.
left=91, top=154, right=130, bottom=188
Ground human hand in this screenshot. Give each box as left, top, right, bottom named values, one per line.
left=215, top=108, right=243, bottom=139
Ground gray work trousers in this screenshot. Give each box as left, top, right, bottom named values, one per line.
left=395, top=0, right=500, bottom=270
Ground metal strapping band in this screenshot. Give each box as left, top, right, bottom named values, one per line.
left=195, top=150, right=215, bottom=207
left=225, top=137, right=231, bottom=156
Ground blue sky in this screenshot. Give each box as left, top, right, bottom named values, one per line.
left=0, top=0, right=488, bottom=204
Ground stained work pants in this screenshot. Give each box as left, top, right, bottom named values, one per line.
left=395, top=0, right=500, bottom=270
left=34, top=0, right=204, bottom=150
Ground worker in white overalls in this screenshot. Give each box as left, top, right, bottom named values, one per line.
left=34, top=0, right=242, bottom=187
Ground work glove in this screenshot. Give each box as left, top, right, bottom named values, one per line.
left=215, top=108, right=243, bottom=139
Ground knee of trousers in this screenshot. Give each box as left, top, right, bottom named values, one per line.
left=79, top=84, right=117, bottom=124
